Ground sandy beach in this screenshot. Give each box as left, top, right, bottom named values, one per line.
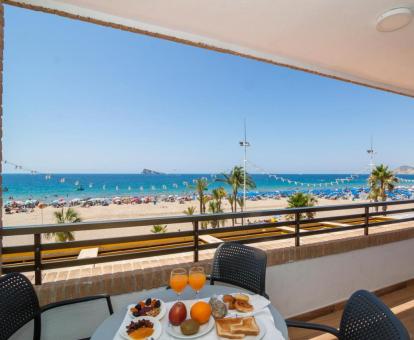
left=3, top=197, right=364, bottom=246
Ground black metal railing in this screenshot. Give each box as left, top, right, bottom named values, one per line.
left=1, top=199, right=414, bottom=285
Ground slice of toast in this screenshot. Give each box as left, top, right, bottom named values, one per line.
left=216, top=317, right=260, bottom=339
left=230, top=317, right=260, bottom=336
left=216, top=318, right=245, bottom=339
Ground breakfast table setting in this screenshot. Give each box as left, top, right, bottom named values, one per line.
left=91, top=266, right=288, bottom=340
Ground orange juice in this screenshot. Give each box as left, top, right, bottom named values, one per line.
left=189, top=272, right=206, bottom=291
left=170, top=273, right=188, bottom=293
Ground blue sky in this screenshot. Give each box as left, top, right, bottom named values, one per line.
left=4, top=5, right=414, bottom=174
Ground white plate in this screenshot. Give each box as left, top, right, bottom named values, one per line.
left=127, top=299, right=167, bottom=320
left=119, top=316, right=162, bottom=340
left=166, top=317, right=215, bottom=339
left=217, top=294, right=255, bottom=317
left=217, top=318, right=266, bottom=340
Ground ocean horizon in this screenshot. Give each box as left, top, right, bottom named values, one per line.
left=3, top=173, right=414, bottom=202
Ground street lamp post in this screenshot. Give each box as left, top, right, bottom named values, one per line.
left=239, top=120, right=250, bottom=211
left=367, top=137, right=376, bottom=173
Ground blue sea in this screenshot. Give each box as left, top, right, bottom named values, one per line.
left=3, top=173, right=414, bottom=202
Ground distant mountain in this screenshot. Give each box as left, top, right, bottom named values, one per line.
left=394, top=165, right=414, bottom=174
left=141, top=168, right=164, bottom=175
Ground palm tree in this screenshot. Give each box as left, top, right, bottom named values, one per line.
left=201, top=195, right=210, bottom=215
left=193, top=178, right=208, bottom=214
left=212, top=187, right=227, bottom=211
left=183, top=206, right=196, bottom=215
left=286, top=192, right=318, bottom=220
left=236, top=197, right=244, bottom=212
left=207, top=192, right=226, bottom=228
left=216, top=166, right=256, bottom=214
left=369, top=164, right=398, bottom=212
left=151, top=224, right=168, bottom=233
left=226, top=196, right=234, bottom=213
left=46, top=208, right=81, bottom=242
left=208, top=200, right=221, bottom=228
left=368, top=186, right=380, bottom=210
left=217, top=166, right=255, bottom=226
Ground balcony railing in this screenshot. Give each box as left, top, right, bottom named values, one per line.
left=2, top=199, right=414, bottom=285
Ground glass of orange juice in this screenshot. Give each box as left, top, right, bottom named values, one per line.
left=170, top=268, right=188, bottom=300
left=189, top=266, right=206, bottom=299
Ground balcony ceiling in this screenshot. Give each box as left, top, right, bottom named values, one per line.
left=7, top=0, right=414, bottom=97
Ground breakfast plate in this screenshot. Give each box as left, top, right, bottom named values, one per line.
left=165, top=316, right=215, bottom=339
left=119, top=316, right=162, bottom=340
left=127, top=298, right=167, bottom=320
left=218, top=294, right=270, bottom=317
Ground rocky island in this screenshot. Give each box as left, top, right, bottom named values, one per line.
left=394, top=166, right=414, bottom=174
left=141, top=168, right=164, bottom=175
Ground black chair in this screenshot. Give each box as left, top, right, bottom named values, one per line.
left=286, top=289, right=410, bottom=340
left=0, top=272, right=113, bottom=340
left=210, top=242, right=268, bottom=298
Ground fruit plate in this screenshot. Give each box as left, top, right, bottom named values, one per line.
left=118, top=316, right=162, bottom=340
left=166, top=317, right=215, bottom=339
left=127, top=299, right=167, bottom=320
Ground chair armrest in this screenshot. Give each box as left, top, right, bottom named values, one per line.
left=41, top=294, right=113, bottom=315
left=286, top=319, right=339, bottom=337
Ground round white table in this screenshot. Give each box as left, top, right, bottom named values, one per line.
left=91, top=285, right=288, bottom=340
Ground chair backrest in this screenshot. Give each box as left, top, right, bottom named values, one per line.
left=0, top=273, right=41, bottom=340
left=210, top=242, right=268, bottom=297
left=339, top=290, right=410, bottom=340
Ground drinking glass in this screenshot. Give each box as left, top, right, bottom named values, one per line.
left=189, top=266, right=206, bottom=299
left=170, top=268, right=188, bottom=300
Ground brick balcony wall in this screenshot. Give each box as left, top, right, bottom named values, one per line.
left=32, top=226, right=414, bottom=306
left=0, top=3, right=4, bottom=277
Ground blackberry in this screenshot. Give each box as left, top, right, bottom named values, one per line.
left=145, top=298, right=152, bottom=306
left=154, top=300, right=161, bottom=308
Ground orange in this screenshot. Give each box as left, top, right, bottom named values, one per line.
left=190, top=301, right=211, bottom=325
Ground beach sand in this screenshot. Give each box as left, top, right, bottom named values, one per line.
left=3, top=197, right=364, bottom=246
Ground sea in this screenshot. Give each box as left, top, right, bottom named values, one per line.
left=3, top=173, right=414, bottom=202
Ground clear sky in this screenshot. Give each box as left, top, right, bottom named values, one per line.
left=4, top=5, right=414, bottom=174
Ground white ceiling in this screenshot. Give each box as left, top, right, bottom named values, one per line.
left=7, top=0, right=414, bottom=97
